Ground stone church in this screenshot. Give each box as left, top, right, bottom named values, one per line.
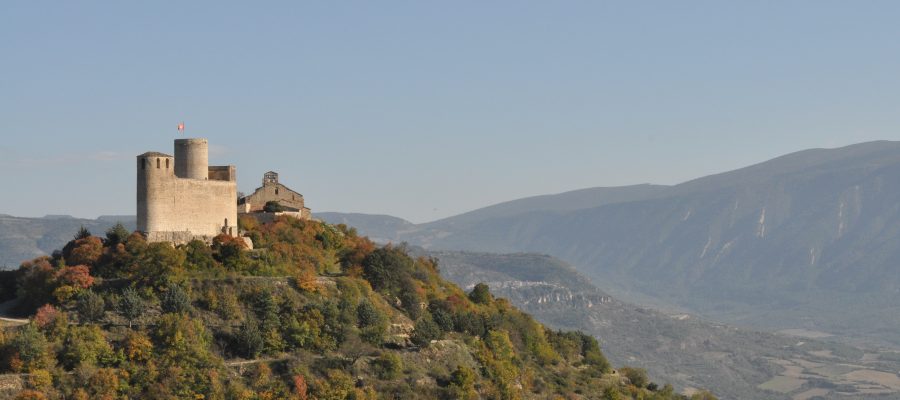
left=239, top=171, right=311, bottom=220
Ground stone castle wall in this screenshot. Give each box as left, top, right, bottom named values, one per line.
left=137, top=139, right=238, bottom=242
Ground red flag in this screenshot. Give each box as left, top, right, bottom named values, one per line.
left=177, top=122, right=185, bottom=133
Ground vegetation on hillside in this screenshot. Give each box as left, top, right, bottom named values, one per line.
left=0, top=218, right=715, bottom=400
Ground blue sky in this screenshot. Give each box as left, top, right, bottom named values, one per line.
left=2, top=2, right=900, bottom=223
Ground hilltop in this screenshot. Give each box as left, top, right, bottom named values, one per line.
left=0, top=217, right=711, bottom=399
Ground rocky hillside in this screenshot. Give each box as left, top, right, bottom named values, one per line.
left=428, top=250, right=900, bottom=400
left=0, top=217, right=707, bottom=400
left=318, top=141, right=900, bottom=347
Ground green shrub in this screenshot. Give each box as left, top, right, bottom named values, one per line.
left=371, top=352, right=403, bottom=380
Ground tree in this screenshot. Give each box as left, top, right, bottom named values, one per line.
left=123, top=330, right=154, bottom=362
left=411, top=314, right=442, bottom=347
left=66, top=236, right=103, bottom=266
left=77, top=290, right=106, bottom=323
left=619, top=366, right=649, bottom=388
left=60, top=325, right=114, bottom=368
left=160, top=283, right=191, bottom=314
left=10, top=324, right=53, bottom=371
left=105, top=222, right=131, bottom=246
left=75, top=226, right=92, bottom=240
left=118, top=288, right=147, bottom=328
left=447, top=365, right=477, bottom=400
left=469, top=283, right=493, bottom=305
left=357, top=300, right=388, bottom=345
left=57, top=265, right=95, bottom=289
left=362, top=246, right=414, bottom=292
left=32, top=304, right=60, bottom=330
left=292, top=374, right=309, bottom=400
left=235, top=319, right=264, bottom=359
left=371, top=352, right=402, bottom=380
left=16, top=258, right=58, bottom=309
left=264, top=201, right=284, bottom=213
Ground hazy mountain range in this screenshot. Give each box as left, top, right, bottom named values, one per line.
left=318, top=141, right=900, bottom=348
left=0, top=215, right=134, bottom=268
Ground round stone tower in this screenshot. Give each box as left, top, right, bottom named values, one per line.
left=174, top=138, right=209, bottom=180
left=136, top=152, right=175, bottom=234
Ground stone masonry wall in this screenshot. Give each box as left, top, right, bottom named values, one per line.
left=145, top=177, right=238, bottom=238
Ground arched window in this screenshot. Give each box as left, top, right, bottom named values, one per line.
left=275, top=188, right=279, bottom=195
left=166, top=159, right=170, bottom=169
left=224, top=218, right=229, bottom=227
left=157, top=158, right=160, bottom=169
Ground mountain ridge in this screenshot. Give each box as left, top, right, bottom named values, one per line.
left=317, top=140, right=900, bottom=347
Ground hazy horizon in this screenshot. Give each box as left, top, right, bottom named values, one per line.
left=4, top=2, right=900, bottom=223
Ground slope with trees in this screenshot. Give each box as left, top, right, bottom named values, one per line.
left=0, top=218, right=712, bottom=400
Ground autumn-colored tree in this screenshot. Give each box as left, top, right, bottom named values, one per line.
left=123, top=330, right=154, bottom=362
left=66, top=236, right=103, bottom=266
left=16, top=258, right=57, bottom=310
left=57, top=265, right=94, bottom=289
left=32, top=304, right=60, bottom=330
left=13, top=390, right=47, bottom=400
left=292, top=374, right=309, bottom=400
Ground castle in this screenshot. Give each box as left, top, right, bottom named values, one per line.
left=137, top=138, right=238, bottom=244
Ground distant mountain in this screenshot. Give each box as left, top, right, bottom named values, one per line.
left=0, top=215, right=135, bottom=268
left=314, top=212, right=415, bottom=243
left=430, top=250, right=900, bottom=400
left=319, top=141, right=900, bottom=347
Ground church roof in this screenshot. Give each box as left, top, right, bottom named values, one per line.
left=139, top=151, right=173, bottom=158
